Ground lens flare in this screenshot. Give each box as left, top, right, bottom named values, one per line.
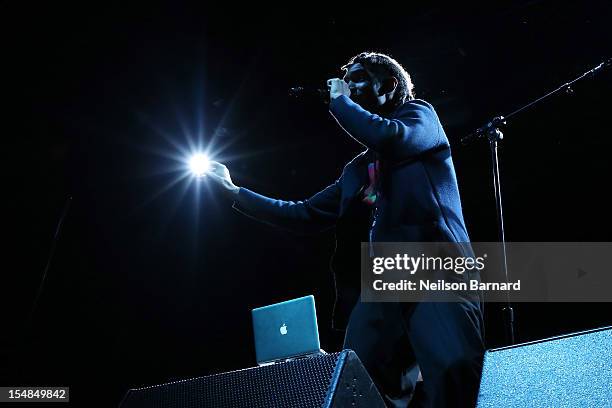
left=189, top=153, right=211, bottom=177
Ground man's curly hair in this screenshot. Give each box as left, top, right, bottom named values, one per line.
left=341, top=52, right=415, bottom=108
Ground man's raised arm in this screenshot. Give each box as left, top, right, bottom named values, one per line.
left=329, top=95, right=445, bottom=160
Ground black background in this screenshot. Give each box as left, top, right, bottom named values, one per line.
left=2, top=1, right=612, bottom=406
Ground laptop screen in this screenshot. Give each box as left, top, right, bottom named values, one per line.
left=251, top=295, right=321, bottom=364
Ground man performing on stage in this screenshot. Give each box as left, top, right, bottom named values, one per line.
left=207, top=52, right=485, bottom=407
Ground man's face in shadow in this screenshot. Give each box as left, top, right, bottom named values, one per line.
left=343, top=63, right=387, bottom=114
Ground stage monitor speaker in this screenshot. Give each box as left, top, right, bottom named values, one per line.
left=120, top=349, right=385, bottom=407
left=477, top=325, right=612, bottom=407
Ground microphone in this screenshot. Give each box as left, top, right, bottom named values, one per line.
left=288, top=86, right=329, bottom=102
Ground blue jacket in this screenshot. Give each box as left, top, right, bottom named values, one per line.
left=233, top=96, right=471, bottom=329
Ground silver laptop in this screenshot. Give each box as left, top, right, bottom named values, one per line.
left=251, top=295, right=322, bottom=365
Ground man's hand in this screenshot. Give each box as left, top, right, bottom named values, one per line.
left=206, top=161, right=240, bottom=197
left=327, top=78, right=350, bottom=100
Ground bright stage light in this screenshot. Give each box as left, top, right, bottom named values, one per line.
left=189, top=153, right=211, bottom=177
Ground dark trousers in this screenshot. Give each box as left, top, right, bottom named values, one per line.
left=343, top=300, right=485, bottom=408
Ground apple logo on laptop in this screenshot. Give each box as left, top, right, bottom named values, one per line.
left=280, top=323, right=288, bottom=335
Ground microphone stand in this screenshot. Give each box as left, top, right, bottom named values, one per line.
left=26, top=195, right=73, bottom=331
left=461, top=58, right=611, bottom=345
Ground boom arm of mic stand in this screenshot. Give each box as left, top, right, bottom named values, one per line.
left=462, top=57, right=610, bottom=146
